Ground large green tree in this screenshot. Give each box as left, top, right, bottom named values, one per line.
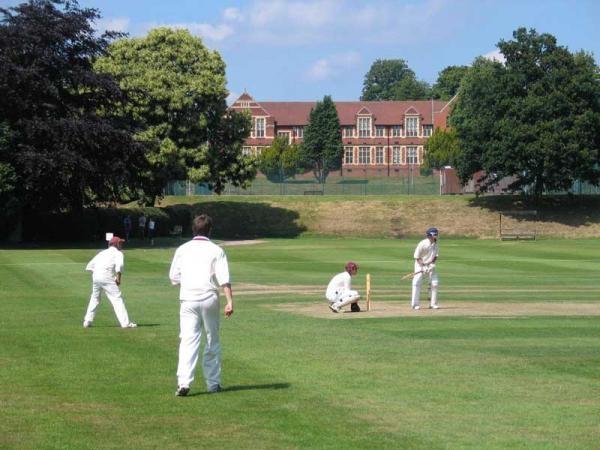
left=430, top=65, right=470, bottom=100
left=258, top=136, right=301, bottom=182
left=300, top=96, right=343, bottom=184
left=0, top=0, right=147, bottom=220
left=361, top=59, right=431, bottom=100
left=450, top=28, right=600, bottom=196
left=424, top=128, right=462, bottom=169
left=95, top=28, right=254, bottom=203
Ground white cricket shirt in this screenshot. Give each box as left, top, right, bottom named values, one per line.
left=326, top=271, right=352, bottom=298
left=169, top=236, right=230, bottom=301
left=86, top=246, right=124, bottom=281
left=413, top=238, right=439, bottom=265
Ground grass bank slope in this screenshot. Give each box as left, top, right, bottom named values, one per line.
left=159, top=195, right=600, bottom=239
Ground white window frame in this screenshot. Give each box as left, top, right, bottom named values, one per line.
left=375, top=146, right=385, bottom=164
left=242, top=146, right=252, bottom=157
left=423, top=125, right=433, bottom=137
left=405, top=116, right=419, bottom=137
left=343, top=126, right=355, bottom=138
left=375, top=126, right=385, bottom=137
left=358, top=146, right=371, bottom=164
left=392, top=125, right=402, bottom=137
left=294, top=126, right=304, bottom=138
left=392, top=146, right=401, bottom=165
left=240, top=101, right=250, bottom=108
left=358, top=117, right=372, bottom=138
left=407, top=146, right=418, bottom=164
left=255, top=117, right=266, bottom=138
left=344, top=146, right=354, bottom=164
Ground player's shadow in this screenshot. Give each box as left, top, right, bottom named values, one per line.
left=189, top=382, right=290, bottom=396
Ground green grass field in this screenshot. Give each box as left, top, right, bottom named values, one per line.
left=1, top=237, right=599, bottom=449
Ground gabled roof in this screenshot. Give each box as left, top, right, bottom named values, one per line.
left=230, top=94, right=451, bottom=126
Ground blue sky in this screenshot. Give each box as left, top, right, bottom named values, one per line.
left=2, top=0, right=599, bottom=102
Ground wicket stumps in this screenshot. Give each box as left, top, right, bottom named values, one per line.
left=366, top=273, right=371, bottom=311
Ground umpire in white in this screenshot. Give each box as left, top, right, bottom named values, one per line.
left=169, top=214, right=234, bottom=396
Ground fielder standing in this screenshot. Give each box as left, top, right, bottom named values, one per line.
left=83, top=236, right=137, bottom=328
left=411, top=227, right=440, bottom=310
left=326, top=262, right=361, bottom=313
left=169, top=214, right=234, bottom=396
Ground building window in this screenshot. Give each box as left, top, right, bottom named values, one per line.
left=358, top=117, right=371, bottom=138
left=344, top=146, right=354, bottom=164
left=375, top=146, right=385, bottom=164
left=358, top=146, right=371, bottom=164
left=375, top=126, right=385, bottom=137
left=294, top=127, right=304, bottom=138
left=407, top=146, right=418, bottom=164
left=242, top=146, right=252, bottom=157
left=392, top=146, right=401, bottom=164
left=256, top=117, right=265, bottom=138
left=343, top=126, right=355, bottom=138
left=423, top=125, right=433, bottom=137
left=391, top=125, right=402, bottom=137
left=406, top=117, right=419, bottom=137
left=240, top=101, right=250, bottom=108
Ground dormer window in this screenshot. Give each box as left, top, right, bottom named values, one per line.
left=406, top=116, right=419, bottom=137
left=358, top=117, right=371, bottom=138
left=240, top=101, right=250, bottom=108
left=255, top=117, right=265, bottom=138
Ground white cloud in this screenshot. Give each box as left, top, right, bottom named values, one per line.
left=163, top=22, right=234, bottom=42
left=223, top=7, right=243, bottom=22
left=306, top=51, right=361, bottom=81
left=483, top=49, right=506, bottom=63
left=95, top=17, right=130, bottom=33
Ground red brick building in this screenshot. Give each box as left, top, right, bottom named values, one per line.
left=230, top=92, right=455, bottom=177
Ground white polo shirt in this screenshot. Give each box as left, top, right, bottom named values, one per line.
left=169, top=236, right=230, bottom=301
left=326, top=271, right=352, bottom=299
left=86, top=246, right=124, bottom=281
left=414, top=238, right=439, bottom=265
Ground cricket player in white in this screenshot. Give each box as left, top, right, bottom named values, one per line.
left=411, top=227, right=440, bottom=310
left=83, top=236, right=137, bottom=328
left=326, top=262, right=361, bottom=313
left=169, top=214, right=234, bottom=397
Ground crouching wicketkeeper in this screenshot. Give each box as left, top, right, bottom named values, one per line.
left=326, top=262, right=361, bottom=313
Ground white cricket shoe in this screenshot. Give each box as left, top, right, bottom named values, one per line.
left=412, top=305, right=420, bottom=310
left=328, top=304, right=340, bottom=313
left=83, top=321, right=92, bottom=328
left=430, top=305, right=440, bottom=309
left=123, top=323, right=138, bottom=328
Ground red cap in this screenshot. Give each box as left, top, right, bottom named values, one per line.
left=345, top=261, right=359, bottom=272
left=109, top=236, right=125, bottom=247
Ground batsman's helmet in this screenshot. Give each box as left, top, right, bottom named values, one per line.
left=345, top=261, right=359, bottom=273
left=426, top=227, right=439, bottom=237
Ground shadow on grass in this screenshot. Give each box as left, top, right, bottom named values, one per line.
left=188, top=382, right=291, bottom=396
left=467, top=194, right=600, bottom=227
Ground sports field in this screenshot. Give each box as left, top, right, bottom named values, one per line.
left=1, top=237, right=599, bottom=449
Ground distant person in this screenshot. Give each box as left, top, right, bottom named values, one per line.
left=83, top=236, right=137, bottom=328
left=411, top=227, right=440, bottom=310
left=169, top=214, right=234, bottom=396
left=148, top=218, right=156, bottom=244
left=326, top=262, right=361, bottom=313
left=138, top=213, right=146, bottom=239
left=123, top=215, right=132, bottom=240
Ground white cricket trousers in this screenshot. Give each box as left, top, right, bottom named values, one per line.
left=84, top=278, right=131, bottom=327
left=328, top=289, right=360, bottom=309
left=177, top=295, right=221, bottom=389
left=411, top=267, right=439, bottom=308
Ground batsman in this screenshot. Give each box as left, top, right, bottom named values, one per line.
left=411, top=227, right=440, bottom=310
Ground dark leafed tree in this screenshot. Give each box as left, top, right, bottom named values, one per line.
left=0, top=0, right=148, bottom=221
left=424, top=128, right=462, bottom=169
left=430, top=65, right=470, bottom=100
left=361, top=59, right=431, bottom=100
left=299, top=96, right=343, bottom=184
left=450, top=28, right=600, bottom=196
left=95, top=28, right=255, bottom=203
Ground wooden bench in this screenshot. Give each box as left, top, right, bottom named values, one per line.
left=500, top=231, right=536, bottom=241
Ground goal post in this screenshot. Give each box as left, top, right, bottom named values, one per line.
left=499, top=210, right=538, bottom=240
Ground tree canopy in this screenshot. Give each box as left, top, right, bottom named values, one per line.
left=361, top=59, right=431, bottom=101
left=257, top=136, right=301, bottom=182
left=95, top=28, right=255, bottom=203
left=0, top=0, right=148, bottom=219
left=299, top=96, right=343, bottom=184
left=424, top=128, right=462, bottom=169
left=450, top=28, right=600, bottom=196
left=430, top=65, right=470, bottom=100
